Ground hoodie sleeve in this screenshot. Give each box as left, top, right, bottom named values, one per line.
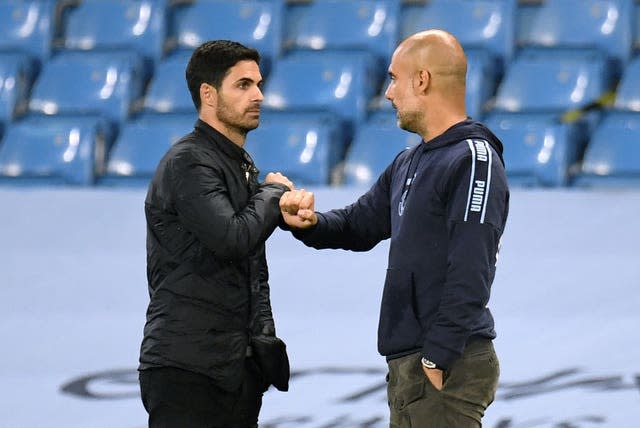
left=422, top=139, right=509, bottom=369
left=292, top=163, right=394, bottom=251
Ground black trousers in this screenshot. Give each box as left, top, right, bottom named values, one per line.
left=139, top=359, right=265, bottom=428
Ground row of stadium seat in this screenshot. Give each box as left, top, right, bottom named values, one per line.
left=0, top=0, right=639, bottom=187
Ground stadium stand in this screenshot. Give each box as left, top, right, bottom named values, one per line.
left=516, top=0, right=634, bottom=80
left=168, top=0, right=284, bottom=76
left=141, top=50, right=193, bottom=114
left=244, top=110, right=347, bottom=186
left=283, top=0, right=400, bottom=67
left=0, top=115, right=114, bottom=185
left=57, top=0, right=169, bottom=76
left=0, top=53, right=38, bottom=132
left=0, top=0, right=57, bottom=69
left=261, top=49, right=380, bottom=139
left=27, top=50, right=146, bottom=128
left=99, top=112, right=194, bottom=186
left=341, top=110, right=421, bottom=187
left=573, top=111, right=640, bottom=187
left=0, top=0, right=638, bottom=189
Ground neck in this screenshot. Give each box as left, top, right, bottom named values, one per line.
left=200, top=114, right=246, bottom=147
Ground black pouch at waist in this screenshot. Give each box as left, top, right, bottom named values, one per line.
left=250, top=335, right=290, bottom=392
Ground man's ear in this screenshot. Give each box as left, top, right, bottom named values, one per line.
left=200, top=83, right=216, bottom=107
left=416, top=69, right=431, bottom=94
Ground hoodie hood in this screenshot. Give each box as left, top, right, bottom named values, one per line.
left=421, top=119, right=505, bottom=165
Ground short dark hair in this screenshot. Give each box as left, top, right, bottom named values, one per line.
left=185, top=40, right=261, bottom=111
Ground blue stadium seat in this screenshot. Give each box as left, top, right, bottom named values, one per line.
left=0, top=0, right=56, bottom=68
left=518, top=0, right=634, bottom=78
left=342, top=111, right=421, bottom=186
left=614, top=55, right=640, bottom=111
left=0, top=53, right=38, bottom=130
left=262, top=50, right=380, bottom=136
left=401, top=0, right=516, bottom=76
left=27, top=51, right=146, bottom=128
left=484, top=113, right=588, bottom=187
left=169, top=0, right=284, bottom=75
left=244, top=111, right=347, bottom=186
left=99, top=112, right=194, bottom=186
left=59, top=0, right=169, bottom=74
left=284, top=0, right=400, bottom=65
left=492, top=50, right=613, bottom=114
left=0, top=115, right=115, bottom=185
left=142, top=51, right=193, bottom=114
left=573, top=111, right=640, bottom=187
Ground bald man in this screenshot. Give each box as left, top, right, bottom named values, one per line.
left=280, top=30, right=510, bottom=426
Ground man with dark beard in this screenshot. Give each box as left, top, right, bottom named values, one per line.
left=280, top=30, right=509, bottom=427
left=139, top=40, right=292, bottom=427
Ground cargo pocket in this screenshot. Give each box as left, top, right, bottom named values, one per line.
left=392, top=380, right=425, bottom=411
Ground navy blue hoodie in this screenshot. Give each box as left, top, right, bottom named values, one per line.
left=293, top=119, right=509, bottom=369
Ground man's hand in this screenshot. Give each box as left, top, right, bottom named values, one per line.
left=280, top=189, right=317, bottom=229
left=422, top=366, right=443, bottom=391
left=265, top=172, right=294, bottom=190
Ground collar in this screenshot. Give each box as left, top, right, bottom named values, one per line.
left=194, top=119, right=249, bottom=164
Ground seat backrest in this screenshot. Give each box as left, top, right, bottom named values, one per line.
left=60, top=0, right=168, bottom=70
left=142, top=51, right=193, bottom=114
left=342, top=111, right=421, bottom=186
left=0, top=53, right=38, bottom=126
left=484, top=112, right=586, bottom=187
left=169, top=0, right=283, bottom=74
left=244, top=111, right=346, bottom=186
left=614, top=55, right=640, bottom=111
left=519, top=0, right=634, bottom=72
left=0, top=115, right=114, bottom=185
left=581, top=111, right=640, bottom=176
left=262, top=50, right=380, bottom=133
left=0, top=0, right=56, bottom=66
left=401, top=0, right=516, bottom=72
left=285, top=0, right=400, bottom=65
left=492, top=50, right=611, bottom=113
left=28, top=51, right=146, bottom=126
left=102, top=112, right=193, bottom=185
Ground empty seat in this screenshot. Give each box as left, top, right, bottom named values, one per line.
left=573, top=111, right=640, bottom=187
left=493, top=50, right=613, bottom=114
left=518, top=0, right=634, bottom=78
left=0, top=115, right=115, bottom=185
left=169, top=0, right=284, bottom=74
left=342, top=111, right=421, bottom=186
left=142, top=51, right=193, bottom=114
left=27, top=51, right=146, bottom=128
left=401, top=0, right=516, bottom=76
left=614, top=55, right=640, bottom=111
left=484, top=113, right=587, bottom=187
left=0, top=0, right=56, bottom=68
left=59, top=0, right=169, bottom=74
left=0, top=53, right=38, bottom=130
left=244, top=111, right=347, bottom=186
left=100, top=112, right=194, bottom=186
left=262, top=50, right=380, bottom=136
left=285, top=0, right=400, bottom=65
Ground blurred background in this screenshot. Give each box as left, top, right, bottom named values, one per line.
left=1, top=0, right=639, bottom=427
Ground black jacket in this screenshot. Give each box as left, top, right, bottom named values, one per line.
left=139, top=119, right=289, bottom=391
left=293, top=120, right=509, bottom=369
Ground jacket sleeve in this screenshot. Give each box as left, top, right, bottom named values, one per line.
left=169, top=152, right=288, bottom=261
left=257, top=248, right=275, bottom=336
left=422, top=141, right=509, bottom=369
left=293, top=165, right=393, bottom=251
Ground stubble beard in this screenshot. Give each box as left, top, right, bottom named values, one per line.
left=216, top=97, right=259, bottom=136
